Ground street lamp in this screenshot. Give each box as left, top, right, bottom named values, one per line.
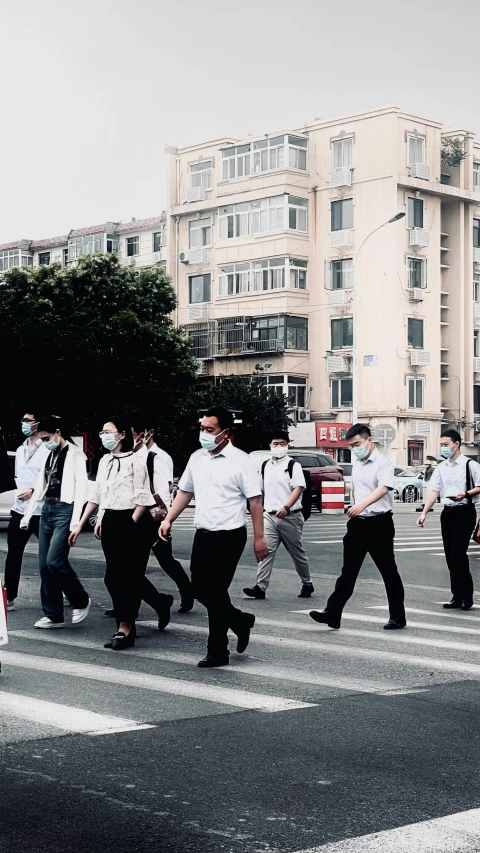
left=351, top=211, right=406, bottom=425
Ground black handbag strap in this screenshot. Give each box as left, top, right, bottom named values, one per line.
left=146, top=451, right=155, bottom=495
left=466, top=458, right=473, bottom=501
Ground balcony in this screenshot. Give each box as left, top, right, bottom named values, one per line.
left=409, top=162, right=431, bottom=181
left=213, top=339, right=285, bottom=357
left=186, top=314, right=307, bottom=361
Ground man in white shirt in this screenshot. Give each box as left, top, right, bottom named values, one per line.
left=310, top=423, right=406, bottom=631
left=160, top=406, right=269, bottom=668
left=3, top=412, right=49, bottom=610
left=131, top=424, right=194, bottom=614
left=244, top=431, right=313, bottom=600
left=417, top=429, right=480, bottom=610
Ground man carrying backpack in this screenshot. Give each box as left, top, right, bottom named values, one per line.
left=243, top=431, right=314, bottom=600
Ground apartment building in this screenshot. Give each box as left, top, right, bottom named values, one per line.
left=166, top=106, right=480, bottom=465
left=0, top=214, right=167, bottom=271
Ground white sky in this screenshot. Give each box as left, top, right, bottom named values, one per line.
left=1, top=0, right=478, bottom=242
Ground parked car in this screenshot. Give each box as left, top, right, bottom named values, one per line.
left=338, top=462, right=353, bottom=505
left=394, top=468, right=425, bottom=502
left=249, top=449, right=344, bottom=511
left=0, top=452, right=16, bottom=527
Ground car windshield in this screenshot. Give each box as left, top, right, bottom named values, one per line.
left=396, top=469, right=421, bottom=478
left=340, top=463, right=353, bottom=476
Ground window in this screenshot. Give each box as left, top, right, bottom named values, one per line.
left=189, top=160, right=212, bottom=190
left=407, top=135, right=425, bottom=164
left=218, top=263, right=250, bottom=297
left=331, top=317, right=353, bottom=350
left=126, top=236, right=139, bottom=257
left=153, top=227, right=166, bottom=252
left=474, top=274, right=480, bottom=303
left=68, top=234, right=105, bottom=260
left=221, top=136, right=307, bottom=181
left=218, top=195, right=308, bottom=240
left=474, top=386, right=480, bottom=414
left=407, top=257, right=426, bottom=289
left=332, top=137, right=353, bottom=170
left=286, top=316, right=308, bottom=349
left=106, top=235, right=119, bottom=253
left=0, top=250, right=33, bottom=271
left=250, top=316, right=308, bottom=351
left=474, top=162, right=480, bottom=189
left=286, top=376, right=307, bottom=408
left=219, top=257, right=306, bottom=297
left=38, top=252, right=51, bottom=266
left=330, top=258, right=353, bottom=290
left=63, top=248, right=69, bottom=267
left=288, top=136, right=308, bottom=171
left=474, top=218, right=480, bottom=249
left=407, top=376, right=424, bottom=409
left=408, top=318, right=424, bottom=349
left=189, top=273, right=211, bottom=304
left=408, top=440, right=424, bottom=467
left=187, top=324, right=212, bottom=359
left=407, top=198, right=424, bottom=228
left=331, top=199, right=353, bottom=231
left=189, top=218, right=212, bottom=249
left=222, top=144, right=251, bottom=181
left=288, top=196, right=308, bottom=232
left=331, top=377, right=353, bottom=408
left=475, top=330, right=480, bottom=358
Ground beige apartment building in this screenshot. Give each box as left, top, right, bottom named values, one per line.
left=166, top=105, right=480, bottom=466
left=0, top=214, right=166, bottom=272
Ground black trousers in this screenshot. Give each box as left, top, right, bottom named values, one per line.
left=440, top=504, right=477, bottom=602
left=4, top=510, right=40, bottom=601
left=102, top=510, right=151, bottom=623
left=142, top=532, right=193, bottom=610
left=326, top=512, right=405, bottom=621
left=190, top=526, right=249, bottom=658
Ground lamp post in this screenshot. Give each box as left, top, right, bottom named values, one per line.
left=351, top=211, right=406, bottom=425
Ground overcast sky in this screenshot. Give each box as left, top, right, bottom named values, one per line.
left=1, top=0, right=478, bottom=242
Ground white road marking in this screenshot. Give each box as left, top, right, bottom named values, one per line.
left=0, top=690, right=154, bottom=736
left=0, top=651, right=315, bottom=714
left=292, top=610, right=480, bottom=637
left=368, top=606, right=480, bottom=619
left=294, top=806, right=480, bottom=852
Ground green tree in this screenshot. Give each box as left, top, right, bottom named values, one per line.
left=196, top=375, right=292, bottom=455
left=0, top=254, right=197, bottom=454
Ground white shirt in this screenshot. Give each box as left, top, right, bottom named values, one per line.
left=21, top=443, right=89, bottom=531
left=178, top=441, right=262, bottom=532
left=12, top=438, right=49, bottom=516
left=150, top=443, right=174, bottom=483
left=90, top=451, right=153, bottom=522
left=262, top=456, right=305, bottom=513
left=352, top=448, right=394, bottom=517
left=429, top=453, right=480, bottom=506
left=135, top=446, right=171, bottom=507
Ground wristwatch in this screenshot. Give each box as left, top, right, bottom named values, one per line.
left=283, top=505, right=291, bottom=514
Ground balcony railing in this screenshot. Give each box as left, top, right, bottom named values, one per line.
left=213, top=338, right=285, bottom=357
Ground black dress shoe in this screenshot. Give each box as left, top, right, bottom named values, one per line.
left=104, top=609, right=115, bottom=617
left=298, top=583, right=315, bottom=598
left=157, top=594, right=174, bottom=631
left=178, top=595, right=194, bottom=614
left=309, top=609, right=341, bottom=629
left=443, top=600, right=463, bottom=609
left=243, top=585, right=266, bottom=599
left=383, top=618, right=407, bottom=630
left=236, top=613, right=255, bottom=654
left=462, top=599, right=474, bottom=610
left=105, top=627, right=136, bottom=650
left=197, top=654, right=229, bottom=668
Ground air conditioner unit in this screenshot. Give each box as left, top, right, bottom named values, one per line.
left=409, top=162, right=431, bottom=181
left=179, top=252, right=189, bottom=264
left=127, top=256, right=136, bottom=267
left=189, top=303, right=208, bottom=320
left=330, top=230, right=353, bottom=248
left=187, top=186, right=206, bottom=203
left=330, top=168, right=352, bottom=188
left=474, top=420, right=480, bottom=432
left=408, top=288, right=425, bottom=302
left=187, top=247, right=209, bottom=264
left=327, top=290, right=349, bottom=307
left=474, top=357, right=480, bottom=373
left=409, top=228, right=430, bottom=248
left=296, top=408, right=311, bottom=422
left=195, top=359, right=208, bottom=375
left=474, top=248, right=480, bottom=264
left=408, top=420, right=431, bottom=436
left=410, top=350, right=430, bottom=366
left=327, top=355, right=351, bottom=373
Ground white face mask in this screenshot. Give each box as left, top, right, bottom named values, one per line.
left=271, top=445, right=289, bottom=459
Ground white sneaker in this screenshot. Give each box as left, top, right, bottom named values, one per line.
left=72, top=598, right=91, bottom=625
left=7, top=600, right=16, bottom=611
left=34, top=617, right=65, bottom=629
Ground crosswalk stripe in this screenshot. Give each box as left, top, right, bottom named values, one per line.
left=295, top=806, right=480, bottom=852
left=368, top=606, right=480, bottom=619
left=0, top=651, right=315, bottom=713
left=0, top=690, right=154, bottom=736
left=8, top=631, right=399, bottom=695
left=291, top=610, right=480, bottom=637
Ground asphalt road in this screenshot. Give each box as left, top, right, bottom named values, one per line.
left=1, top=506, right=480, bottom=853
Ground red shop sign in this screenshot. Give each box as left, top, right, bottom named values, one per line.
left=316, top=422, right=351, bottom=448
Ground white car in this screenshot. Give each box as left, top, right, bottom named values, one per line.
left=0, top=452, right=17, bottom=527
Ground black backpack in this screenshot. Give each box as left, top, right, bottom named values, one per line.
left=261, top=458, right=312, bottom=521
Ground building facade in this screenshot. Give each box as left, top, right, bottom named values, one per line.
left=0, top=214, right=166, bottom=272
left=166, top=106, right=480, bottom=465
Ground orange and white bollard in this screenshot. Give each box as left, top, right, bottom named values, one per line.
left=320, top=482, right=345, bottom=514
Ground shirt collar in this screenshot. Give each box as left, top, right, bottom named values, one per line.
left=362, top=448, right=378, bottom=464
left=446, top=453, right=464, bottom=467
left=23, top=438, right=43, bottom=449
left=203, top=439, right=234, bottom=459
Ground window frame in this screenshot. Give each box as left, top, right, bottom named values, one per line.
left=188, top=273, right=212, bottom=305
left=407, top=197, right=424, bottom=229
left=474, top=330, right=480, bottom=358
left=331, top=198, right=353, bottom=232
left=407, top=375, right=424, bottom=410
left=473, top=162, right=480, bottom=189
left=218, top=196, right=308, bottom=241
left=474, top=274, right=480, bottom=303
left=331, top=317, right=353, bottom=350
left=189, top=218, right=212, bottom=249
left=189, top=160, right=213, bottom=190
left=407, top=256, right=426, bottom=290
left=330, top=257, right=354, bottom=290
left=38, top=251, right=51, bottom=266
left=126, top=236, right=139, bottom=257
left=331, top=377, right=353, bottom=408
left=407, top=134, right=426, bottom=166
left=474, top=218, right=480, bottom=249
left=407, top=317, right=424, bottom=350
left=332, top=137, right=353, bottom=171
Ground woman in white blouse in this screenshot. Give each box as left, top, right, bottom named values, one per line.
left=69, top=416, right=152, bottom=650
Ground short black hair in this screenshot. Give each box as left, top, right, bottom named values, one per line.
left=441, top=428, right=461, bottom=445
left=105, top=416, right=134, bottom=452
left=269, top=430, right=290, bottom=444
left=203, top=406, right=234, bottom=432
left=346, top=423, right=372, bottom=441
left=131, top=421, right=153, bottom=435
left=37, top=415, right=75, bottom=445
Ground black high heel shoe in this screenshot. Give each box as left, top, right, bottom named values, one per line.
left=104, top=624, right=136, bottom=650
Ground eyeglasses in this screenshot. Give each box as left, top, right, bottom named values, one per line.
left=99, top=430, right=119, bottom=436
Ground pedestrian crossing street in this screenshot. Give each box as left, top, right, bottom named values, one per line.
left=3, top=586, right=480, bottom=745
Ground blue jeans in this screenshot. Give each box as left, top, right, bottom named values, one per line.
left=39, top=502, right=89, bottom=622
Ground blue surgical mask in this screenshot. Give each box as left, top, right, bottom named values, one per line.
left=353, top=444, right=369, bottom=461
left=441, top=447, right=455, bottom=459
left=44, top=438, right=60, bottom=452
left=101, top=433, right=121, bottom=452
left=199, top=429, right=226, bottom=452
left=21, top=421, right=35, bottom=436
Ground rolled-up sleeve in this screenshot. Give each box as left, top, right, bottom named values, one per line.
left=239, top=458, right=262, bottom=499
left=178, top=460, right=194, bottom=493
left=291, top=461, right=306, bottom=490
left=429, top=466, right=441, bottom=493
left=377, top=458, right=395, bottom=490
left=89, top=457, right=106, bottom=505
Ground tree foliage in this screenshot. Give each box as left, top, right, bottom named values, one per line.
left=0, top=254, right=197, bottom=451
left=441, top=137, right=466, bottom=168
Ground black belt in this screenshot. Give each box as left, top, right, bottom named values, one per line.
left=443, top=503, right=475, bottom=510
left=44, top=497, right=61, bottom=505
left=355, top=511, right=392, bottom=521
left=267, top=509, right=302, bottom=515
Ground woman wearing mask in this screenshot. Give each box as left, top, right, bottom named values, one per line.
left=21, top=415, right=91, bottom=629
left=69, top=416, right=153, bottom=650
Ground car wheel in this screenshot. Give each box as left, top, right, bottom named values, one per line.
left=403, top=485, right=417, bottom=503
